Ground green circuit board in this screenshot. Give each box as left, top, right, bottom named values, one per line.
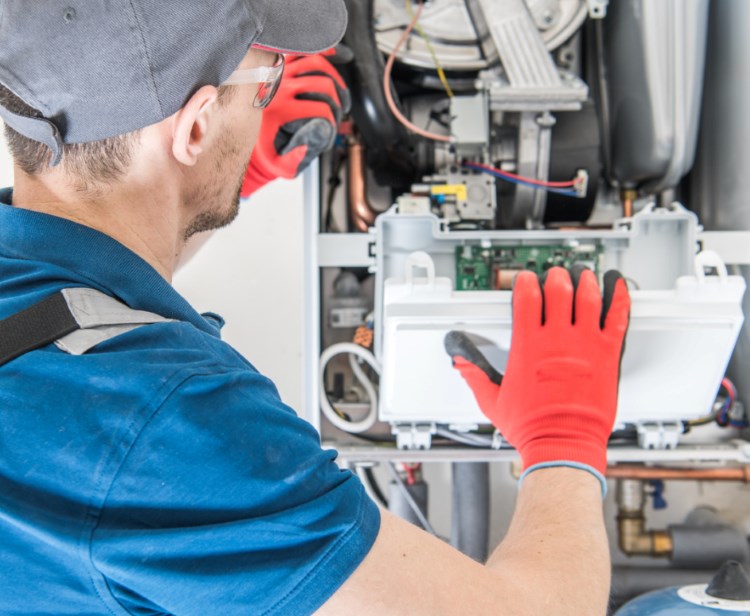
left=455, top=243, right=603, bottom=290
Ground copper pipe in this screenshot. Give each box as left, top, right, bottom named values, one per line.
left=348, top=140, right=378, bottom=233
left=607, top=465, right=750, bottom=482
left=621, top=188, right=637, bottom=218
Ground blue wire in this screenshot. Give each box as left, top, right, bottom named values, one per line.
left=462, top=163, right=581, bottom=198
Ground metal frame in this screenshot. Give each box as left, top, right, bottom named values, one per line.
left=334, top=440, right=750, bottom=465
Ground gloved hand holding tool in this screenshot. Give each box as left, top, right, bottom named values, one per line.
left=240, top=51, right=351, bottom=197
left=444, top=266, right=630, bottom=494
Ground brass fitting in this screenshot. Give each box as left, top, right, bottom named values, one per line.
left=616, top=479, right=673, bottom=558
left=617, top=514, right=673, bottom=557
left=621, top=188, right=637, bottom=218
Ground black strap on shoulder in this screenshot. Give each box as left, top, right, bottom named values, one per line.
left=0, top=292, right=80, bottom=368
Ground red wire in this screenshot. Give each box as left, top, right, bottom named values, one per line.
left=466, top=161, right=582, bottom=188
left=722, top=377, right=736, bottom=404
left=404, top=465, right=416, bottom=486
left=383, top=0, right=452, bottom=143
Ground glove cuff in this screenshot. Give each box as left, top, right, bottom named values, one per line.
left=240, top=164, right=277, bottom=198
left=521, top=437, right=608, bottom=481
left=520, top=461, right=608, bottom=499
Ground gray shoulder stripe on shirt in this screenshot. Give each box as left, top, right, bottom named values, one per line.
left=55, top=288, right=172, bottom=356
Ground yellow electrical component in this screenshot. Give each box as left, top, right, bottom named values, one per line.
left=430, top=184, right=467, bottom=202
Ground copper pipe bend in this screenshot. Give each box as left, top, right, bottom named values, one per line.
left=348, top=140, right=378, bottom=233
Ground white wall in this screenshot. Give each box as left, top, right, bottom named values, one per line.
left=174, top=177, right=306, bottom=411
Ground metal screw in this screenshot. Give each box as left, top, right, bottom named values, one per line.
left=536, top=111, right=556, bottom=128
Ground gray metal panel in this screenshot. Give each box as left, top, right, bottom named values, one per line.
left=333, top=441, right=750, bottom=464
left=303, top=162, right=322, bottom=428
left=317, top=233, right=374, bottom=268
left=698, top=233, right=750, bottom=266
left=467, top=0, right=562, bottom=87
left=450, top=95, right=489, bottom=146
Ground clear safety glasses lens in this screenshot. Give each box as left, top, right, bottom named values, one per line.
left=221, top=54, right=285, bottom=109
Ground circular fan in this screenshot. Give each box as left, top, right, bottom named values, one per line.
left=374, top=0, right=587, bottom=72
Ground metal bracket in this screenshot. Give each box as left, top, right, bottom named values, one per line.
left=636, top=421, right=683, bottom=450
left=511, top=111, right=557, bottom=228
left=393, top=423, right=436, bottom=450
left=468, top=0, right=588, bottom=111
left=698, top=231, right=750, bottom=265
left=586, top=0, right=609, bottom=19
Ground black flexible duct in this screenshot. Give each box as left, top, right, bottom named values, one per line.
left=340, top=0, right=419, bottom=189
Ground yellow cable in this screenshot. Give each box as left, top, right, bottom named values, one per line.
left=405, top=0, right=454, bottom=98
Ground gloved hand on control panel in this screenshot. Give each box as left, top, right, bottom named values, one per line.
left=240, top=52, right=350, bottom=198
left=444, top=266, right=630, bottom=494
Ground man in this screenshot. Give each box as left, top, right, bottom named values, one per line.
left=0, top=1, right=630, bottom=614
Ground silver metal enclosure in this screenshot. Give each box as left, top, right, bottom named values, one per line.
left=603, top=0, right=710, bottom=192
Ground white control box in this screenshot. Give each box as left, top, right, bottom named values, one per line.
left=380, top=251, right=746, bottom=429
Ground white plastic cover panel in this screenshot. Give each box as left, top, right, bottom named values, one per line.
left=380, top=252, right=746, bottom=428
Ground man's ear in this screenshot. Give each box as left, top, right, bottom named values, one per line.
left=172, top=85, right=220, bottom=166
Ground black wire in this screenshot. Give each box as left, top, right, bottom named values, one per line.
left=324, top=149, right=346, bottom=232
left=609, top=427, right=639, bottom=442
left=351, top=432, right=397, bottom=444
left=362, top=467, right=389, bottom=508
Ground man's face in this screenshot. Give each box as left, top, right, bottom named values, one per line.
left=182, top=49, right=276, bottom=240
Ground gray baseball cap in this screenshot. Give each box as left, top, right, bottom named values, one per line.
left=0, top=0, right=347, bottom=166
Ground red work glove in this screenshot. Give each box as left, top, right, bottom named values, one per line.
left=444, top=266, right=630, bottom=493
left=241, top=53, right=350, bottom=197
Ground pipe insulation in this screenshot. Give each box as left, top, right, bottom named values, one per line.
left=451, top=462, right=490, bottom=563
left=668, top=507, right=750, bottom=569
left=610, top=566, right=717, bottom=608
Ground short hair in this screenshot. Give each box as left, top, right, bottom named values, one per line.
left=0, top=83, right=237, bottom=191
left=0, top=84, right=140, bottom=191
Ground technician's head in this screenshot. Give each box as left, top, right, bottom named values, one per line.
left=0, top=0, right=346, bottom=238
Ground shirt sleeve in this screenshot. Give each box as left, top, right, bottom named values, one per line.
left=90, top=368, right=380, bottom=616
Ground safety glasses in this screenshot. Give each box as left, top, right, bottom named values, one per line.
left=222, top=54, right=285, bottom=109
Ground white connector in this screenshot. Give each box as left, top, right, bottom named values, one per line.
left=575, top=169, right=590, bottom=198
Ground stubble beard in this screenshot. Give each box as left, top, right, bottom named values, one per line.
left=182, top=135, right=251, bottom=241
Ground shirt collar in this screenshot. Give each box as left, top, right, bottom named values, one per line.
left=0, top=188, right=220, bottom=337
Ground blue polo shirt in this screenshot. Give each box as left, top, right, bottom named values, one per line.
left=0, top=189, right=379, bottom=615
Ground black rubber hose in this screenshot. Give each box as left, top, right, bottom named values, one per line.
left=363, top=467, right=389, bottom=508
left=340, top=0, right=419, bottom=190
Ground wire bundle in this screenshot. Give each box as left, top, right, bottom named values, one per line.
left=319, top=342, right=381, bottom=433
left=462, top=161, right=585, bottom=197
left=717, top=377, right=748, bottom=428
left=383, top=0, right=452, bottom=142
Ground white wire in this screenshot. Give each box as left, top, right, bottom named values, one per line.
left=386, top=462, right=437, bottom=535
left=319, top=342, right=381, bottom=433
left=435, top=427, right=493, bottom=447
